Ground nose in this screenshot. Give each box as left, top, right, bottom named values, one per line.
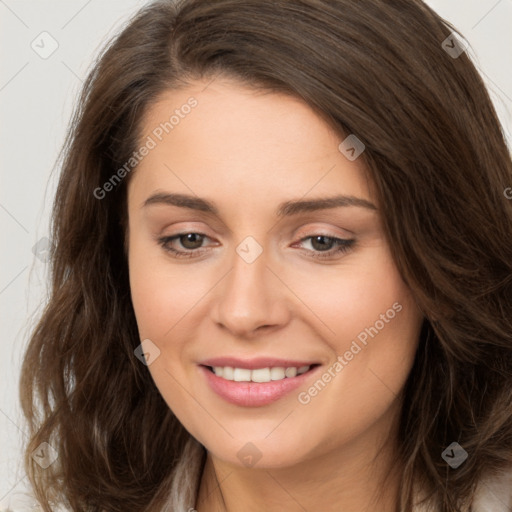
left=211, top=242, right=290, bottom=338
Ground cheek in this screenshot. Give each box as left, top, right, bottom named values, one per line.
left=290, top=246, right=422, bottom=413
left=127, top=228, right=217, bottom=393
left=287, top=243, right=418, bottom=351
left=128, top=237, right=206, bottom=434
left=289, top=276, right=420, bottom=461
left=128, top=231, right=205, bottom=342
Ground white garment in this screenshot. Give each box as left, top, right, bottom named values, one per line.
left=463, top=469, right=512, bottom=511
left=413, top=468, right=512, bottom=512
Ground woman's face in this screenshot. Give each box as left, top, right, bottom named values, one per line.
left=127, top=77, right=424, bottom=470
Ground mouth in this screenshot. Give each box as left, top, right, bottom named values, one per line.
left=201, top=363, right=320, bottom=382
left=198, top=362, right=322, bottom=407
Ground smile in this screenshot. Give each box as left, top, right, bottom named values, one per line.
left=198, top=361, right=321, bottom=407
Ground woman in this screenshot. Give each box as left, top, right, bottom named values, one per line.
left=19, top=0, right=512, bottom=511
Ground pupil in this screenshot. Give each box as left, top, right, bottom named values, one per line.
left=312, top=235, right=332, bottom=251
left=182, top=233, right=203, bottom=249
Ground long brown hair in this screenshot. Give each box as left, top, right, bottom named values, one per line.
left=20, top=0, right=512, bottom=511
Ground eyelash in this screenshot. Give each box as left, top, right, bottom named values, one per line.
left=157, top=232, right=355, bottom=260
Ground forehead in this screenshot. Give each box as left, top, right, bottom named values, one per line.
left=129, top=78, right=374, bottom=210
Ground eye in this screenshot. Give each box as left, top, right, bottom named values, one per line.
left=157, top=232, right=211, bottom=258
left=292, top=235, right=355, bottom=260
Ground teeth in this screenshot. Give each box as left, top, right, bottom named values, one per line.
left=211, top=365, right=311, bottom=382
left=252, top=368, right=271, bottom=382
left=285, top=367, right=297, bottom=378
left=223, top=367, right=234, bottom=380
left=270, top=367, right=285, bottom=380
left=233, top=368, right=251, bottom=382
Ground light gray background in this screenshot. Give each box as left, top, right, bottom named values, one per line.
left=1, top=0, right=511, bottom=510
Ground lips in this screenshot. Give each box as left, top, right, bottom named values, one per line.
left=198, top=357, right=321, bottom=407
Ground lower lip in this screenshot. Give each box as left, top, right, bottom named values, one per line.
left=199, top=365, right=319, bottom=407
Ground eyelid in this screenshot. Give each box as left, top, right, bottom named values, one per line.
left=293, top=223, right=355, bottom=239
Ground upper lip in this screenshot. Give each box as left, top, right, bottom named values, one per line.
left=199, top=357, right=319, bottom=369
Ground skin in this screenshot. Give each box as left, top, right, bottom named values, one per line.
left=127, top=76, right=424, bottom=512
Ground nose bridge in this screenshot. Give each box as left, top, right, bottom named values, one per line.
left=212, top=234, right=288, bottom=335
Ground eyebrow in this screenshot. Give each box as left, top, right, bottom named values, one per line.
left=143, top=192, right=377, bottom=216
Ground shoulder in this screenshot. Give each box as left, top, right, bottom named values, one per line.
left=471, top=467, right=512, bottom=511
left=413, top=467, right=512, bottom=512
